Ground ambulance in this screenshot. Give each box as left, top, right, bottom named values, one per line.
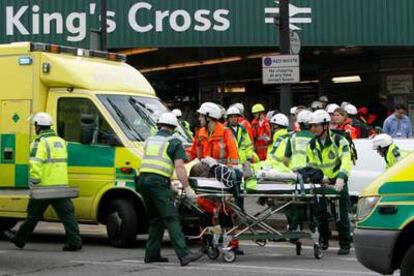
left=0, top=42, right=191, bottom=247
left=354, top=152, right=414, bottom=275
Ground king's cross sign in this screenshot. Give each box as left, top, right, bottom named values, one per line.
left=265, top=1, right=312, bottom=31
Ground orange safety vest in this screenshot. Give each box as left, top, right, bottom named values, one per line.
left=238, top=117, right=254, bottom=141
left=336, top=118, right=358, bottom=139
left=251, top=117, right=271, bottom=161
left=187, top=122, right=239, bottom=165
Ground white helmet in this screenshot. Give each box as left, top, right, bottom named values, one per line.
left=270, top=113, right=289, bottom=127
left=311, top=101, right=323, bottom=110
left=341, top=101, right=350, bottom=108
left=157, top=112, right=178, bottom=127
left=309, top=109, right=331, bottom=124
left=32, top=112, right=53, bottom=126
left=296, top=110, right=313, bottom=124
left=344, top=104, right=358, bottom=115
left=290, top=106, right=298, bottom=115
left=232, top=103, right=245, bottom=114
left=319, top=96, right=329, bottom=103
left=197, top=102, right=222, bottom=120
left=372, top=134, right=393, bottom=150
left=171, top=109, right=182, bottom=118
left=226, top=106, right=241, bottom=116
left=325, top=103, right=340, bottom=114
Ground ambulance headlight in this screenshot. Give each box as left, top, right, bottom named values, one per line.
left=357, top=196, right=380, bottom=221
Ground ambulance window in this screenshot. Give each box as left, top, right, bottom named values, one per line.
left=57, top=98, right=120, bottom=146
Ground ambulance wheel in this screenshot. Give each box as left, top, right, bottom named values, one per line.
left=401, top=244, right=414, bottom=276
left=296, top=241, right=302, bottom=256
left=107, top=200, right=137, bottom=248
left=207, top=246, right=220, bottom=260
left=223, top=250, right=237, bottom=263
left=0, top=218, right=17, bottom=232
left=314, top=244, right=323, bottom=259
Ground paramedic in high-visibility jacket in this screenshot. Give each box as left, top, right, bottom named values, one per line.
left=3, top=112, right=82, bottom=251
left=306, top=109, right=353, bottom=255
left=372, top=133, right=409, bottom=168
left=138, top=112, right=202, bottom=266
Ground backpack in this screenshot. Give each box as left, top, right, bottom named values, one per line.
left=330, top=129, right=358, bottom=165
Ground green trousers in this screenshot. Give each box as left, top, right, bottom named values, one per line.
left=14, top=198, right=82, bottom=248
left=318, top=184, right=351, bottom=249
left=138, top=175, right=189, bottom=259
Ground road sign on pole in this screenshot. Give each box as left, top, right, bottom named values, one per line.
left=262, top=55, right=300, bottom=84
left=290, top=32, right=301, bottom=54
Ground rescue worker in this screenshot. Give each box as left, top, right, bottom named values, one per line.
left=172, top=108, right=193, bottom=138
left=344, top=104, right=362, bottom=138
left=138, top=112, right=202, bottom=266
left=231, top=103, right=254, bottom=141
left=268, top=113, right=289, bottom=163
left=187, top=102, right=239, bottom=166
left=3, top=113, right=82, bottom=251
left=372, top=134, right=409, bottom=168
left=319, top=96, right=329, bottom=109
left=284, top=110, right=314, bottom=171
left=311, top=101, right=323, bottom=111
left=251, top=104, right=271, bottom=161
left=306, top=110, right=352, bottom=255
left=226, top=106, right=258, bottom=164
left=332, top=107, right=358, bottom=139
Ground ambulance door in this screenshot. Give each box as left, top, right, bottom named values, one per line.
left=0, top=100, right=31, bottom=214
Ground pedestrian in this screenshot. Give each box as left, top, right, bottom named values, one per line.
left=3, top=113, right=82, bottom=251
left=172, top=108, right=193, bottom=138
left=307, top=110, right=353, bottom=255
left=226, top=106, right=258, bottom=164
left=372, top=134, right=410, bottom=168
left=138, top=112, right=202, bottom=266
left=251, top=104, right=271, bottom=161
left=382, top=104, right=412, bottom=138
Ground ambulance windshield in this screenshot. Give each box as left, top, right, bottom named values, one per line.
left=99, top=95, right=192, bottom=144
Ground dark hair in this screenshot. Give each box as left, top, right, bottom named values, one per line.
left=394, top=104, right=407, bottom=111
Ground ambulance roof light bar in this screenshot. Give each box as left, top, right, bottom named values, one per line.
left=30, top=42, right=126, bottom=62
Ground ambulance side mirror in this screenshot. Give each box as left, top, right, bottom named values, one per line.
left=80, top=114, right=96, bottom=145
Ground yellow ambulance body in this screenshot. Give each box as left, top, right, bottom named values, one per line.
left=0, top=42, right=191, bottom=247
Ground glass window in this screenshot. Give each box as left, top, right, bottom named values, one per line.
left=57, top=98, right=120, bottom=146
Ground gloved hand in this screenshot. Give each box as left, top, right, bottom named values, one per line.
left=334, top=178, right=345, bottom=192
left=184, top=186, right=197, bottom=201
left=201, top=156, right=218, bottom=168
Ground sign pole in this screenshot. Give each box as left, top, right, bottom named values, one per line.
left=100, top=0, right=108, bottom=51
left=279, top=0, right=292, bottom=115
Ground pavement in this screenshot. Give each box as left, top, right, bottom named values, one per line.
left=0, top=222, right=396, bottom=276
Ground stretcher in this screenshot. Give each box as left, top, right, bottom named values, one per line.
left=180, top=173, right=340, bottom=263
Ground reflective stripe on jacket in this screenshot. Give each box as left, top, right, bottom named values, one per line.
left=140, top=135, right=174, bottom=178
left=187, top=122, right=239, bottom=165
left=288, top=132, right=313, bottom=171
left=29, top=129, right=68, bottom=186
left=385, top=143, right=410, bottom=169
left=231, top=125, right=257, bottom=164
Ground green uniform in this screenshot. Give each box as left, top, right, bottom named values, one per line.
left=306, top=130, right=352, bottom=249
left=230, top=125, right=256, bottom=163
left=138, top=129, right=190, bottom=259
left=283, top=130, right=314, bottom=232
left=14, top=129, right=81, bottom=248
left=268, top=129, right=289, bottom=162
left=385, top=143, right=409, bottom=168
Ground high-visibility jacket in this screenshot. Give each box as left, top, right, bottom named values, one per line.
left=385, top=143, right=410, bottom=169
left=187, top=122, right=239, bottom=165
left=336, top=118, right=358, bottom=139
left=140, top=135, right=175, bottom=178
left=306, top=130, right=352, bottom=181
left=29, top=129, right=68, bottom=186
left=181, top=120, right=193, bottom=138
left=285, top=130, right=314, bottom=171
left=268, top=129, right=289, bottom=162
left=251, top=117, right=271, bottom=161
left=238, top=117, right=254, bottom=141
left=230, top=125, right=258, bottom=164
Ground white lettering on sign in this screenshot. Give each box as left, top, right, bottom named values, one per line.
left=264, top=1, right=312, bottom=31
left=128, top=2, right=230, bottom=33
left=262, top=55, right=300, bottom=84
left=5, top=3, right=117, bottom=42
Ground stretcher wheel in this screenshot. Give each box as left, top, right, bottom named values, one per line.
left=314, top=244, right=323, bottom=259
left=223, top=250, right=237, bottom=263
left=296, top=241, right=302, bottom=256
left=207, top=246, right=220, bottom=260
